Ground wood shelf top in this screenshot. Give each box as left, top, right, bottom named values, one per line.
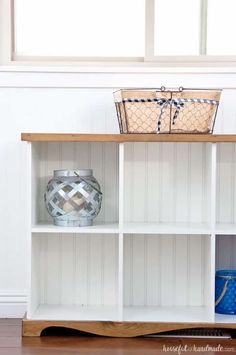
left=21, top=133, right=236, bottom=142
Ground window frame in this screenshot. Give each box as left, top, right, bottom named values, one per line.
left=145, top=0, right=209, bottom=60
left=145, top=0, right=236, bottom=65
left=1, top=0, right=236, bottom=67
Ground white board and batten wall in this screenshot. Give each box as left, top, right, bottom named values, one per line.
left=1, top=67, right=236, bottom=319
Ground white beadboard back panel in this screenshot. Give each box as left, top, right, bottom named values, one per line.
left=124, top=143, right=212, bottom=223
left=216, top=235, right=236, bottom=270
left=32, top=142, right=119, bottom=224
left=216, top=143, right=236, bottom=223
left=32, top=234, right=118, bottom=308
left=124, top=234, right=211, bottom=307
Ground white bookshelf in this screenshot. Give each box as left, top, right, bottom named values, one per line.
left=22, top=134, right=236, bottom=336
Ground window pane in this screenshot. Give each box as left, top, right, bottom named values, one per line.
left=207, top=0, right=236, bottom=55
left=154, top=0, right=200, bottom=55
left=14, top=0, right=145, bottom=57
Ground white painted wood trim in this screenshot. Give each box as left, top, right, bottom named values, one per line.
left=0, top=291, right=27, bottom=318
left=0, top=0, right=13, bottom=64
left=3, top=66, right=236, bottom=74
left=118, top=143, right=124, bottom=320
left=0, top=291, right=27, bottom=303
left=31, top=223, right=119, bottom=234
left=26, top=142, right=32, bottom=319
left=211, top=143, right=217, bottom=231
left=119, top=143, right=124, bottom=231
left=118, top=233, right=124, bottom=321
left=215, top=224, right=236, bottom=235
left=0, top=304, right=26, bottom=318
left=5, top=0, right=236, bottom=67
left=210, top=234, right=216, bottom=315
left=31, top=223, right=214, bottom=236
left=123, top=222, right=212, bottom=235
left=1, top=71, right=236, bottom=89
left=199, top=0, right=208, bottom=55
left=209, top=144, right=217, bottom=315
left=145, top=0, right=155, bottom=61
left=141, top=56, right=236, bottom=66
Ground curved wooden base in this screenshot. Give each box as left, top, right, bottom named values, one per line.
left=23, top=320, right=236, bottom=337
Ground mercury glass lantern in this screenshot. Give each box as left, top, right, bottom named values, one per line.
left=44, top=169, right=102, bottom=227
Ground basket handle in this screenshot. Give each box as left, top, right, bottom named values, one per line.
left=160, top=86, right=184, bottom=92
left=215, top=275, right=236, bottom=306
left=215, top=279, right=229, bottom=306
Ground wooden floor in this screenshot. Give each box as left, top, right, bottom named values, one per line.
left=1, top=319, right=236, bottom=355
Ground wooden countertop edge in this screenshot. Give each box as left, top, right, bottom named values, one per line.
left=21, top=133, right=236, bottom=143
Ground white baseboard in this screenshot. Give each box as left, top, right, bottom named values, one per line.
left=0, top=292, right=27, bottom=318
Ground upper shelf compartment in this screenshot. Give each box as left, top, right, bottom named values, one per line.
left=31, top=141, right=119, bottom=228
left=123, top=142, right=213, bottom=225
left=22, top=133, right=236, bottom=143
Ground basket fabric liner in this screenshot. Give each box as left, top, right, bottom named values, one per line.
left=114, top=89, right=221, bottom=134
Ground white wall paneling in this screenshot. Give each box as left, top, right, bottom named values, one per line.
left=1, top=69, right=236, bottom=318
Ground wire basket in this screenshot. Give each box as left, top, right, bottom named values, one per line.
left=114, top=87, right=221, bottom=134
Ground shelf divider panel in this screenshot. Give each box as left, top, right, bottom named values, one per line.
left=210, top=143, right=217, bottom=316
left=118, top=143, right=125, bottom=320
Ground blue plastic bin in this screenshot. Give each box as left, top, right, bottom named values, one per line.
left=215, top=270, right=236, bottom=314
